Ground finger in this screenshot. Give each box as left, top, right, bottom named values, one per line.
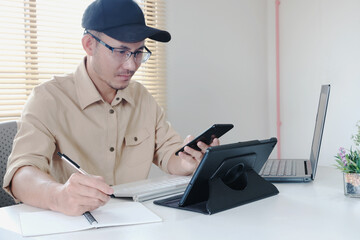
left=75, top=173, right=114, bottom=196
left=196, top=141, right=209, bottom=153
left=79, top=178, right=112, bottom=202
left=74, top=200, right=104, bottom=215
left=196, top=137, right=220, bottom=153
left=184, top=146, right=203, bottom=160
left=68, top=174, right=112, bottom=202
left=72, top=192, right=108, bottom=210
left=64, top=204, right=92, bottom=216
left=184, top=135, right=194, bottom=144
left=60, top=186, right=106, bottom=215
left=178, top=151, right=196, bottom=162
left=91, top=175, right=114, bottom=195
left=76, top=183, right=111, bottom=204
left=178, top=152, right=200, bottom=169
left=210, top=138, right=220, bottom=146
left=84, top=204, right=102, bottom=213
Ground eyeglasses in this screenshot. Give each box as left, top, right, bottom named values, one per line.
left=84, top=30, right=152, bottom=64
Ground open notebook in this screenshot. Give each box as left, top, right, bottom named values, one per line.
left=20, top=201, right=161, bottom=237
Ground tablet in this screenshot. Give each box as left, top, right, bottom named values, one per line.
left=154, top=137, right=277, bottom=211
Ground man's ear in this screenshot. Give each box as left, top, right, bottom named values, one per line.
left=82, top=34, right=95, bottom=56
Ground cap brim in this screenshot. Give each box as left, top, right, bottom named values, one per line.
left=102, top=24, right=171, bottom=43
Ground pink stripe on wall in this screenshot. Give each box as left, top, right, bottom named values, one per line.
left=275, top=0, right=281, bottom=159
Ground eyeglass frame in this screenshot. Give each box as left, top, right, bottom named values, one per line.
left=84, top=30, right=152, bottom=64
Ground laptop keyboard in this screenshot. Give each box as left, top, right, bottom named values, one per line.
left=261, top=159, right=296, bottom=176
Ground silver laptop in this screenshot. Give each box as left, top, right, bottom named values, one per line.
left=260, top=84, right=330, bottom=182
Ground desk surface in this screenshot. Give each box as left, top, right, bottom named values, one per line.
left=1, top=166, right=360, bottom=240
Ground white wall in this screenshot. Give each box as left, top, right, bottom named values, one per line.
left=166, top=0, right=269, bottom=145
left=267, top=0, right=360, bottom=165
left=164, top=0, right=360, bottom=169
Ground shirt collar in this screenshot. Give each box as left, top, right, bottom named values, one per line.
left=75, top=57, right=135, bottom=109
left=114, top=86, right=135, bottom=107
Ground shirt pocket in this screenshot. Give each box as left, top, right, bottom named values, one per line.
left=123, top=128, right=152, bottom=166
left=125, top=128, right=150, bottom=146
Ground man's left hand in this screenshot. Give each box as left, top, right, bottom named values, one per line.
left=176, top=135, right=220, bottom=175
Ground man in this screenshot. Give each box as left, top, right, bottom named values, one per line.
left=3, top=0, right=219, bottom=216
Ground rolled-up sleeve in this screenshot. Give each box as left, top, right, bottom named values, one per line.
left=3, top=87, right=56, bottom=199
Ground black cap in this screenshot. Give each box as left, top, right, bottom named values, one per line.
left=82, top=0, right=171, bottom=43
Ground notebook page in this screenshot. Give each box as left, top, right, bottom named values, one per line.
left=93, top=202, right=162, bottom=227
left=20, top=201, right=162, bottom=237
left=20, top=210, right=92, bottom=236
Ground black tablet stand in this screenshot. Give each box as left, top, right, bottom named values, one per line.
left=205, top=165, right=279, bottom=214
left=154, top=155, right=279, bottom=215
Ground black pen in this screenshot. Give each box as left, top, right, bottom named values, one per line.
left=57, top=152, right=90, bottom=176
left=57, top=152, right=98, bottom=224
left=57, top=152, right=115, bottom=199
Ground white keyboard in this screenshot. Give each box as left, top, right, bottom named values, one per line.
left=112, top=175, right=191, bottom=202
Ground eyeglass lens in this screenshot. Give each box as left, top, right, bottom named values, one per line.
left=112, top=50, right=150, bottom=64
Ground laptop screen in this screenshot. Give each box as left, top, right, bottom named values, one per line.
left=309, top=84, right=330, bottom=178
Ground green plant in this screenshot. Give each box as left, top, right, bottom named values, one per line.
left=335, top=122, right=360, bottom=174
left=352, top=121, right=360, bottom=147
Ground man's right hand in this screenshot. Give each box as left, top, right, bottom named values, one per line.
left=52, top=173, right=114, bottom=216
left=11, top=166, right=114, bottom=216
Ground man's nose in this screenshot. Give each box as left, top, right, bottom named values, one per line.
left=122, top=55, right=138, bottom=71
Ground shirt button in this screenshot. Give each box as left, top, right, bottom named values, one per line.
left=134, top=137, right=138, bottom=141
left=110, top=147, right=114, bottom=152
left=109, top=109, right=114, bottom=114
left=116, top=97, right=120, bottom=101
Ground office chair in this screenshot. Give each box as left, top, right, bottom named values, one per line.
left=0, top=121, right=17, bottom=207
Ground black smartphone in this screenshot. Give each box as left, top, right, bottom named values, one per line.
left=175, top=124, right=234, bottom=156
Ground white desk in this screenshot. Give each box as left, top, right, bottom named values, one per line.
left=1, top=166, right=360, bottom=240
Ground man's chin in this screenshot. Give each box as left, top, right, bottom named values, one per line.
left=111, top=82, right=130, bottom=90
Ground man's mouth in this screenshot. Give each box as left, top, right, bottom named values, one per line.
left=116, top=74, right=132, bottom=81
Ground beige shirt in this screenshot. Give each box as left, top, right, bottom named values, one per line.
left=3, top=58, right=183, bottom=197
